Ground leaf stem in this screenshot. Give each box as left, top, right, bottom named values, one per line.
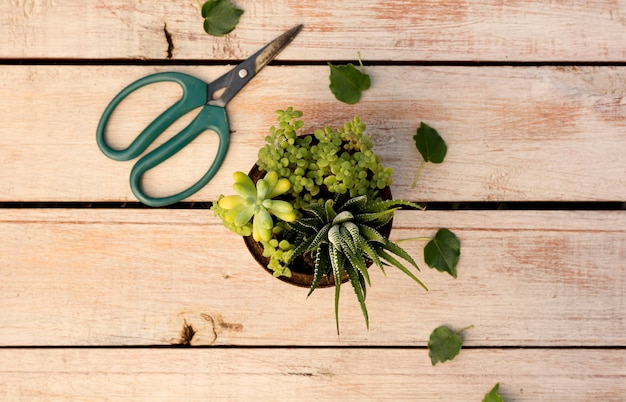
left=411, top=160, right=426, bottom=189
left=396, top=237, right=432, bottom=244
left=455, top=324, right=474, bottom=335
left=356, top=51, right=365, bottom=72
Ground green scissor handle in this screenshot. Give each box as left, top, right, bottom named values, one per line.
left=96, top=71, right=230, bottom=207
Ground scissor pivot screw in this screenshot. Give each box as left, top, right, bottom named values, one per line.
left=238, top=69, right=249, bottom=78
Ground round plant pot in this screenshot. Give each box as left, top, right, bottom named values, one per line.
left=243, top=164, right=393, bottom=288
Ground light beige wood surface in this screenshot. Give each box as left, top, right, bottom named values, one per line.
left=1, top=0, right=624, bottom=400
left=1, top=0, right=625, bottom=61
left=1, top=65, right=625, bottom=202
left=1, top=348, right=624, bottom=401
left=1, top=209, right=623, bottom=346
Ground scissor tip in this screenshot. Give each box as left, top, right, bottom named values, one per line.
left=290, top=24, right=304, bottom=34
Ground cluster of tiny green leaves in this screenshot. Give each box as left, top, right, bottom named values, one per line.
left=199, top=0, right=243, bottom=37
left=260, top=231, right=296, bottom=278
left=256, top=108, right=392, bottom=211
left=212, top=195, right=253, bottom=237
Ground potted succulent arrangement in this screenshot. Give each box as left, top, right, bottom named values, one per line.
left=213, top=107, right=452, bottom=332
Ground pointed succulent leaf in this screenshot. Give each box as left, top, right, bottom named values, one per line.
left=354, top=209, right=396, bottom=227
left=286, top=235, right=316, bottom=266
left=362, top=199, right=422, bottom=213
left=345, top=264, right=369, bottom=329
left=382, top=239, right=420, bottom=270
left=290, top=217, right=320, bottom=232
left=324, top=199, right=337, bottom=222
left=375, top=246, right=428, bottom=291
left=358, top=268, right=367, bottom=300
left=342, top=222, right=362, bottom=248
left=327, top=225, right=343, bottom=251
left=339, top=225, right=358, bottom=255
left=361, top=240, right=386, bottom=274
left=338, top=195, right=368, bottom=212
left=304, top=202, right=327, bottom=224
left=356, top=223, right=386, bottom=243
left=305, top=223, right=332, bottom=253
left=329, top=244, right=345, bottom=334
left=344, top=247, right=370, bottom=287
left=332, top=210, right=354, bottom=226
left=308, top=243, right=330, bottom=297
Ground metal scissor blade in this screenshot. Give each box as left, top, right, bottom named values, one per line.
left=208, top=25, right=303, bottom=107
left=252, top=24, right=303, bottom=73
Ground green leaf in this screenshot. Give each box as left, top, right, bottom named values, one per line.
left=328, top=59, right=371, bottom=104
left=424, top=228, right=460, bottom=278
left=361, top=199, right=423, bottom=213
left=308, top=242, right=329, bottom=297
left=329, top=244, right=345, bottom=334
left=345, top=264, right=369, bottom=329
left=375, top=245, right=428, bottom=291
left=428, top=325, right=466, bottom=365
left=201, top=0, right=243, bottom=37
left=413, top=122, right=447, bottom=163
left=482, top=383, right=504, bottom=402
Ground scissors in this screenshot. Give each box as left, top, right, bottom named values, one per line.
left=96, top=25, right=303, bottom=207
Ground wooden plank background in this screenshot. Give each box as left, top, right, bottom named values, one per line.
left=1, top=209, right=623, bottom=346
left=0, top=0, right=624, bottom=400
left=0, top=349, right=623, bottom=401
left=1, top=0, right=626, bottom=61
left=1, top=65, right=624, bottom=202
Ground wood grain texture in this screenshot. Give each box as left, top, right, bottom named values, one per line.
left=1, top=65, right=625, bottom=203
left=1, top=0, right=625, bottom=61
left=0, top=348, right=624, bottom=401
left=1, top=209, right=623, bottom=346
left=1, top=1, right=624, bottom=399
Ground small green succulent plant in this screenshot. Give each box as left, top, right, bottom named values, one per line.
left=282, top=194, right=427, bottom=332
left=256, top=107, right=393, bottom=210
left=214, top=170, right=296, bottom=242
left=213, top=107, right=460, bottom=331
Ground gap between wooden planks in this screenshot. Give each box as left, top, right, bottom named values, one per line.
left=1, top=209, right=624, bottom=346
left=0, top=348, right=624, bottom=401
left=1, top=0, right=625, bottom=61
left=0, top=65, right=624, bottom=203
